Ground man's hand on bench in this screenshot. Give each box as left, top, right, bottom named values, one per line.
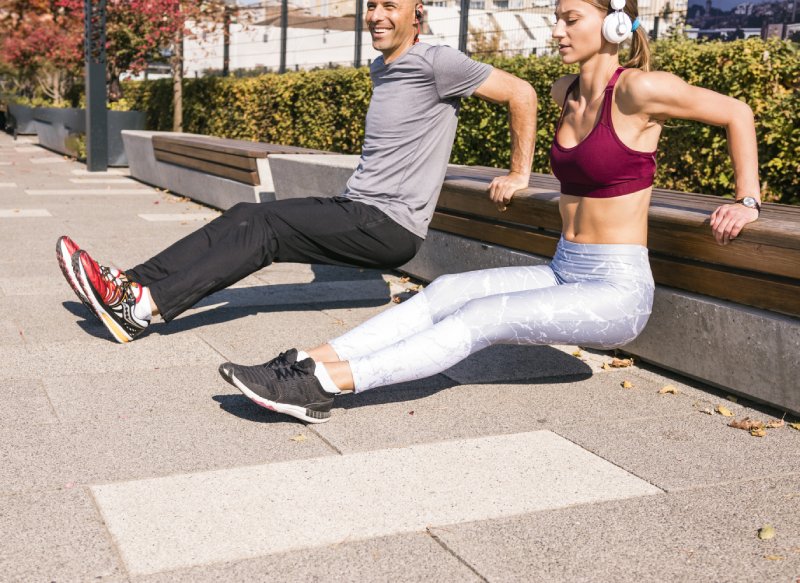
left=488, top=171, right=530, bottom=212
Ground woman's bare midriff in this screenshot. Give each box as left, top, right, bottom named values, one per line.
left=559, top=188, right=651, bottom=246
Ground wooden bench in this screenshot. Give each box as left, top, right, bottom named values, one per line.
left=432, top=167, right=800, bottom=318
left=152, top=135, right=334, bottom=187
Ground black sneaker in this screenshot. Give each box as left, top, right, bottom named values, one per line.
left=218, top=357, right=334, bottom=423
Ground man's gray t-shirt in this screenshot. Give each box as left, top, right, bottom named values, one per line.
left=341, top=43, right=493, bottom=239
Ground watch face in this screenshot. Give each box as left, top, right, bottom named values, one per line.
left=742, top=197, right=757, bottom=208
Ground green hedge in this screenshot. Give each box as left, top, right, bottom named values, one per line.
left=123, top=38, right=798, bottom=205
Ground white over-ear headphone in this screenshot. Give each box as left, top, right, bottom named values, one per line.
left=602, top=0, right=636, bottom=43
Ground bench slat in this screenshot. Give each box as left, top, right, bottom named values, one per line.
left=431, top=211, right=800, bottom=318
left=152, top=135, right=331, bottom=159
left=155, top=150, right=260, bottom=186
left=154, top=143, right=258, bottom=172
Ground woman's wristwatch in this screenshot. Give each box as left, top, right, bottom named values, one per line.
left=735, top=196, right=761, bottom=215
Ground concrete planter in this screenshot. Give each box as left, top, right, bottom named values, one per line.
left=6, top=103, right=41, bottom=135
left=33, top=107, right=146, bottom=166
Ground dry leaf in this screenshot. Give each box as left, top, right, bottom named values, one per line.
left=621, top=380, right=634, bottom=389
left=729, top=417, right=764, bottom=431
left=399, top=276, right=410, bottom=283
left=716, top=405, right=735, bottom=417
left=601, top=362, right=611, bottom=371
left=699, top=408, right=714, bottom=415
left=658, top=385, right=679, bottom=395
left=758, top=525, right=776, bottom=540
left=391, top=297, right=401, bottom=303
left=750, top=428, right=767, bottom=437
left=764, top=555, right=784, bottom=561
left=290, top=434, right=307, bottom=442
left=789, top=422, right=800, bottom=431
left=610, top=357, right=634, bottom=368
left=765, top=419, right=785, bottom=429
left=572, top=349, right=582, bottom=357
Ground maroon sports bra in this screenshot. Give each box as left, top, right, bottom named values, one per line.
left=549, top=67, right=657, bottom=198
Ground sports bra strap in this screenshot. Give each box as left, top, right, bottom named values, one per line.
left=601, top=67, right=626, bottom=125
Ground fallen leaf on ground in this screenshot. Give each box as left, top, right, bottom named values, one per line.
left=408, top=410, right=415, bottom=416
left=789, top=422, right=800, bottom=431
left=729, top=417, right=764, bottom=431
left=621, top=380, right=634, bottom=389
left=716, top=405, right=735, bottom=417
left=391, top=297, right=401, bottom=303
left=758, top=525, right=776, bottom=540
left=399, top=276, right=410, bottom=283
left=601, top=363, right=611, bottom=371
left=750, top=428, right=767, bottom=437
left=572, top=349, right=582, bottom=357
left=658, top=385, right=679, bottom=395
left=764, top=555, right=784, bottom=561
left=766, top=419, right=785, bottom=429
left=610, top=357, right=634, bottom=368
left=699, top=408, right=714, bottom=415
left=290, top=434, right=307, bottom=442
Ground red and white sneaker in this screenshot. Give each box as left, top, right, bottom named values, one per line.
left=56, top=236, right=126, bottom=319
left=73, top=249, right=149, bottom=343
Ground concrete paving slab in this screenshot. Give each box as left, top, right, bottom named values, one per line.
left=138, top=212, right=219, bottom=222
left=430, top=474, right=800, bottom=582
left=183, top=307, right=349, bottom=363
left=92, top=431, right=661, bottom=575
left=315, top=369, right=697, bottom=452
left=0, top=378, right=59, bottom=426
left=252, top=262, right=390, bottom=285
left=0, top=334, right=222, bottom=380
left=0, top=182, right=18, bottom=187
left=0, top=489, right=125, bottom=582
left=42, top=364, right=239, bottom=422
left=133, top=532, right=481, bottom=583
left=0, top=411, right=335, bottom=493
left=555, top=411, right=800, bottom=491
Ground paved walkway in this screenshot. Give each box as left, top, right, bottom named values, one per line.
left=1, top=131, right=799, bottom=582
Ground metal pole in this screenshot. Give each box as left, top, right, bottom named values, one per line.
left=458, top=0, right=470, bottom=54
left=354, top=0, right=363, bottom=67
left=84, top=0, right=108, bottom=171
left=280, top=0, right=288, bottom=73
left=223, top=4, right=231, bottom=76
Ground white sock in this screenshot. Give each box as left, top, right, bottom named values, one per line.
left=313, top=362, right=340, bottom=395
left=132, top=286, right=153, bottom=322
left=296, top=350, right=310, bottom=362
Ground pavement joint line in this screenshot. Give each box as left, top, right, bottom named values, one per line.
left=138, top=213, right=219, bottom=222
left=69, top=178, right=134, bottom=184
left=86, top=485, right=133, bottom=580
left=29, top=157, right=69, bottom=164
left=653, top=469, right=800, bottom=494
left=0, top=209, right=52, bottom=218
left=89, top=431, right=661, bottom=574
left=308, top=427, right=344, bottom=455
left=426, top=527, right=490, bottom=583
left=0, top=182, right=18, bottom=187
left=549, top=427, right=668, bottom=493
left=26, top=189, right=155, bottom=196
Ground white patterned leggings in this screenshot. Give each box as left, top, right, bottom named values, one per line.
left=329, top=237, right=655, bottom=392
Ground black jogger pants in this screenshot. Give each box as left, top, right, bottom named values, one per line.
left=126, top=196, right=423, bottom=322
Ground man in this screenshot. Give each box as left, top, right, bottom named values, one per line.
left=58, top=0, right=537, bottom=343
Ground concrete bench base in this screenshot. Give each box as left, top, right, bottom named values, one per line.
left=400, top=230, right=800, bottom=416
left=268, top=154, right=361, bottom=199
left=122, top=130, right=276, bottom=209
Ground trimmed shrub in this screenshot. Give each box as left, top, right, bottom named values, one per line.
left=123, top=38, right=798, bottom=204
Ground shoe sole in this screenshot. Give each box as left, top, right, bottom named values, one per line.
left=56, top=238, right=96, bottom=317
left=219, top=364, right=331, bottom=424
left=73, top=251, right=133, bottom=344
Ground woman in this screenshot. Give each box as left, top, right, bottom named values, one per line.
left=219, top=0, right=761, bottom=423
